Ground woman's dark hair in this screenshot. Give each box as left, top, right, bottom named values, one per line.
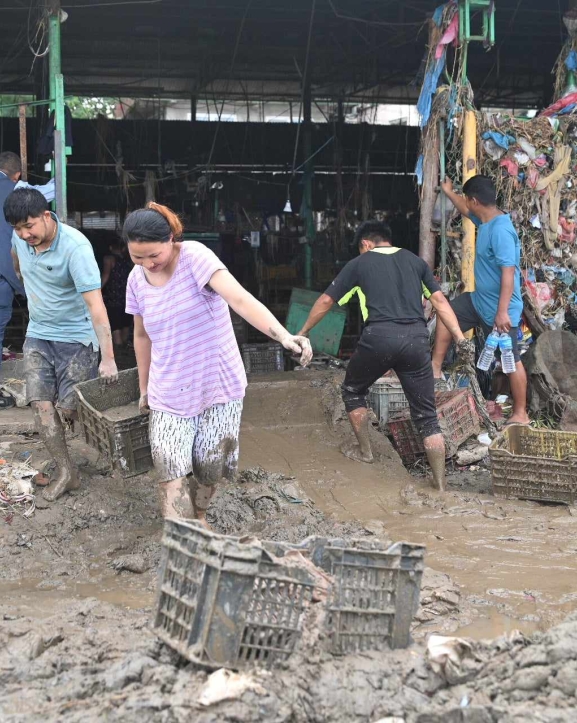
left=3, top=188, right=49, bottom=225
left=122, top=202, right=183, bottom=243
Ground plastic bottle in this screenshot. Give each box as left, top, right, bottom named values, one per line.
left=499, top=333, right=517, bottom=374
left=477, top=331, right=500, bottom=371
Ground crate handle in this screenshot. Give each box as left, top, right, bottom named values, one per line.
left=74, top=384, right=105, bottom=420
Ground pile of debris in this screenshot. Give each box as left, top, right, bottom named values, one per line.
left=477, top=110, right=577, bottom=334
left=0, top=460, right=36, bottom=521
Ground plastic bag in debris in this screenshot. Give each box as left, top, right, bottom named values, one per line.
left=0, top=462, right=37, bottom=497
left=525, top=280, right=554, bottom=312
left=499, top=157, right=519, bottom=177
left=427, top=634, right=474, bottom=683
left=482, top=131, right=516, bottom=150
left=198, top=668, right=266, bottom=707
left=565, top=49, right=577, bottom=72
left=432, top=191, right=455, bottom=225
left=518, top=137, right=537, bottom=159
left=483, top=137, right=506, bottom=160
left=545, top=308, right=565, bottom=331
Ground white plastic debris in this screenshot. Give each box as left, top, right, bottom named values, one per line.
left=427, top=634, right=473, bottom=675
left=198, top=668, right=266, bottom=707
left=478, top=432, right=492, bottom=446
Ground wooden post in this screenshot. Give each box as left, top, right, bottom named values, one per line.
left=18, top=105, right=28, bottom=181
left=418, top=122, right=439, bottom=270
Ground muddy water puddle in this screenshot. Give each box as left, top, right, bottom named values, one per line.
left=239, top=378, right=577, bottom=639
left=0, top=575, right=154, bottom=617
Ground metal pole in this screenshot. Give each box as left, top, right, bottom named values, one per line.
left=18, top=105, right=28, bottom=182
left=439, top=119, right=447, bottom=284
left=48, top=0, right=61, bottom=117
left=54, top=74, right=67, bottom=221
left=303, top=70, right=314, bottom=290
left=48, top=0, right=67, bottom=220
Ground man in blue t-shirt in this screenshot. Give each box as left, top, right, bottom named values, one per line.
left=433, top=174, right=530, bottom=426
left=5, top=188, right=119, bottom=502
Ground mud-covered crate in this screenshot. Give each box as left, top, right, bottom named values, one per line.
left=368, top=377, right=409, bottom=427
left=309, top=538, right=424, bottom=653
left=490, top=425, right=577, bottom=504
left=75, top=367, right=152, bottom=478
left=389, top=389, right=480, bottom=464
left=241, top=342, right=285, bottom=374
left=153, top=519, right=316, bottom=670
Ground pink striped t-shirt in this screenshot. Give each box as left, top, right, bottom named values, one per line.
left=125, top=241, right=247, bottom=418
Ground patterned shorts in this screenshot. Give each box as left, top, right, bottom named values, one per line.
left=149, top=399, right=243, bottom=484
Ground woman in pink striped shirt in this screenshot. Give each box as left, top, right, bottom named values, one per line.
left=123, top=203, right=312, bottom=526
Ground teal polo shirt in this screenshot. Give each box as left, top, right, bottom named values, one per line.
left=12, top=214, right=101, bottom=348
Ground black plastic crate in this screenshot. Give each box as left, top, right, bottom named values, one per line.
left=153, top=519, right=316, bottom=670
left=75, top=367, right=153, bottom=478
left=241, top=343, right=285, bottom=374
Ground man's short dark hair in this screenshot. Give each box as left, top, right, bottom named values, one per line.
left=0, top=151, right=22, bottom=178
left=3, top=188, right=49, bottom=226
left=354, top=220, right=393, bottom=248
left=463, top=174, right=496, bottom=207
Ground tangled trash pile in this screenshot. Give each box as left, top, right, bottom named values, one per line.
left=477, top=111, right=577, bottom=334
left=0, top=460, right=36, bottom=520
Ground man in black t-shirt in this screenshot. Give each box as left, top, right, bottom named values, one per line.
left=298, top=220, right=471, bottom=491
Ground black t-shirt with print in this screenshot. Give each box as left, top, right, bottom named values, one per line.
left=325, top=247, right=440, bottom=326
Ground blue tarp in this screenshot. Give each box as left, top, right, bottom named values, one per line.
left=415, top=155, right=424, bottom=185
left=565, top=50, right=577, bottom=72
left=481, top=131, right=516, bottom=150
left=417, top=56, right=446, bottom=128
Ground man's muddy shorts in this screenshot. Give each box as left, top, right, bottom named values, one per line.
left=149, top=399, right=243, bottom=484
left=24, top=338, right=99, bottom=410
left=450, top=292, right=521, bottom=362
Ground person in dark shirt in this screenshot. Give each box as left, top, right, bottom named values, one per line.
left=298, top=220, right=472, bottom=491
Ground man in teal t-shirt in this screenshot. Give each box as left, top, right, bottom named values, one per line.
left=432, top=174, right=530, bottom=426
left=5, top=188, right=119, bottom=502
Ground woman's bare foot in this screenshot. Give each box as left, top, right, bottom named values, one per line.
left=43, top=470, right=80, bottom=502
left=340, top=443, right=374, bottom=464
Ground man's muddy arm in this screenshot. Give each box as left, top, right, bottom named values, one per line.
left=297, top=294, right=334, bottom=336
left=81, top=289, right=118, bottom=382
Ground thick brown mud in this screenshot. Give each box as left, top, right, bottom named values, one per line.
left=1, top=372, right=576, bottom=721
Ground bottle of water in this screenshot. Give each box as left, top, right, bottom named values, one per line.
left=499, top=333, right=517, bottom=374
left=477, top=331, right=500, bottom=371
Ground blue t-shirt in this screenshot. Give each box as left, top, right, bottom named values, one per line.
left=470, top=213, right=523, bottom=327
left=12, top=214, right=101, bottom=347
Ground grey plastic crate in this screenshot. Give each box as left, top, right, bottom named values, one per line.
left=75, top=367, right=153, bottom=478
left=308, top=537, right=425, bottom=653
left=241, top=342, right=285, bottom=374
left=153, top=519, right=317, bottom=670
left=368, top=379, right=409, bottom=427
left=153, top=522, right=425, bottom=668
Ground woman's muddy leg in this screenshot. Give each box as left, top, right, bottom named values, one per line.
left=187, top=474, right=215, bottom=528
left=191, top=399, right=243, bottom=527
left=149, top=410, right=197, bottom=519
left=158, top=476, right=194, bottom=519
